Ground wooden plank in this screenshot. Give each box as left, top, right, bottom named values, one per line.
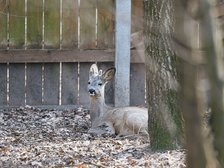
left=0, top=49, right=145, bottom=63
left=9, top=0, right=25, bottom=49
left=0, top=0, right=8, bottom=49
left=26, top=63, right=42, bottom=105
left=97, top=0, right=114, bottom=49
left=0, top=50, right=114, bottom=63
left=61, top=63, right=78, bottom=105
left=44, top=0, right=60, bottom=49
left=79, top=62, right=92, bottom=106
left=9, top=64, right=25, bottom=106
left=0, top=64, right=7, bottom=105
left=131, top=0, right=143, bottom=33
left=27, top=0, right=42, bottom=49
left=130, top=63, right=146, bottom=106
left=80, top=0, right=96, bottom=49
left=115, top=0, right=131, bottom=107
left=62, top=0, right=78, bottom=49
left=43, top=63, right=59, bottom=105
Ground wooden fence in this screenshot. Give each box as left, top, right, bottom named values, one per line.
left=0, top=0, right=146, bottom=108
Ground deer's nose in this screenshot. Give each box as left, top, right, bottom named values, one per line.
left=89, top=89, right=96, bottom=94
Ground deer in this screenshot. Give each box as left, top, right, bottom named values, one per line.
left=87, top=64, right=148, bottom=136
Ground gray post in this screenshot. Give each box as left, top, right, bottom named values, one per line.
left=115, top=0, right=131, bottom=107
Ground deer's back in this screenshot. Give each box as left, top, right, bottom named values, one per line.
left=106, top=107, right=148, bottom=135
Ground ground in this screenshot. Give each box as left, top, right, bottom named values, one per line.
left=0, top=106, right=186, bottom=168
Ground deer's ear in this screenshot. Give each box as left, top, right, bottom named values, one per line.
left=98, top=70, right=103, bottom=76
left=89, top=64, right=98, bottom=77
left=102, top=67, right=116, bottom=81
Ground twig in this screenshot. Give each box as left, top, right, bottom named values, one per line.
left=84, top=161, right=107, bottom=168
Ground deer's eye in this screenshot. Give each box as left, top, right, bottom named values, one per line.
left=88, top=81, right=90, bottom=84
left=98, top=83, right=102, bottom=86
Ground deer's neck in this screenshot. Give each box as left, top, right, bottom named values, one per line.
left=90, top=96, right=108, bottom=127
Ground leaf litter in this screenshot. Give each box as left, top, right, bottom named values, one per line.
left=0, top=106, right=186, bottom=167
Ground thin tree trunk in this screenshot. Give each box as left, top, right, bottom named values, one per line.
left=144, top=0, right=184, bottom=150
left=202, top=0, right=224, bottom=166
left=172, top=1, right=207, bottom=167
left=173, top=0, right=224, bottom=167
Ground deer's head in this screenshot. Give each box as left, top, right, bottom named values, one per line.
left=88, top=64, right=116, bottom=99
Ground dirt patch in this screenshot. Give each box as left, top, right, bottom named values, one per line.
left=0, top=106, right=186, bottom=167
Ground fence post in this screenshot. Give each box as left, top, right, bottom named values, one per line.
left=115, top=0, right=131, bottom=107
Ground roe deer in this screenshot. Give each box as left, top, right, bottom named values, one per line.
left=88, top=64, right=148, bottom=136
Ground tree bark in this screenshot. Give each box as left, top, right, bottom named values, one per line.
left=144, top=0, right=184, bottom=150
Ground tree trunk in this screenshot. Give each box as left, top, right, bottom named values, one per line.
left=202, top=1, right=224, bottom=167
left=172, top=1, right=208, bottom=167
left=144, top=0, right=184, bottom=150
left=173, top=0, right=224, bottom=167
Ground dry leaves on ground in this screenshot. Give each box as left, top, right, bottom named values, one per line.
left=0, top=106, right=186, bottom=167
